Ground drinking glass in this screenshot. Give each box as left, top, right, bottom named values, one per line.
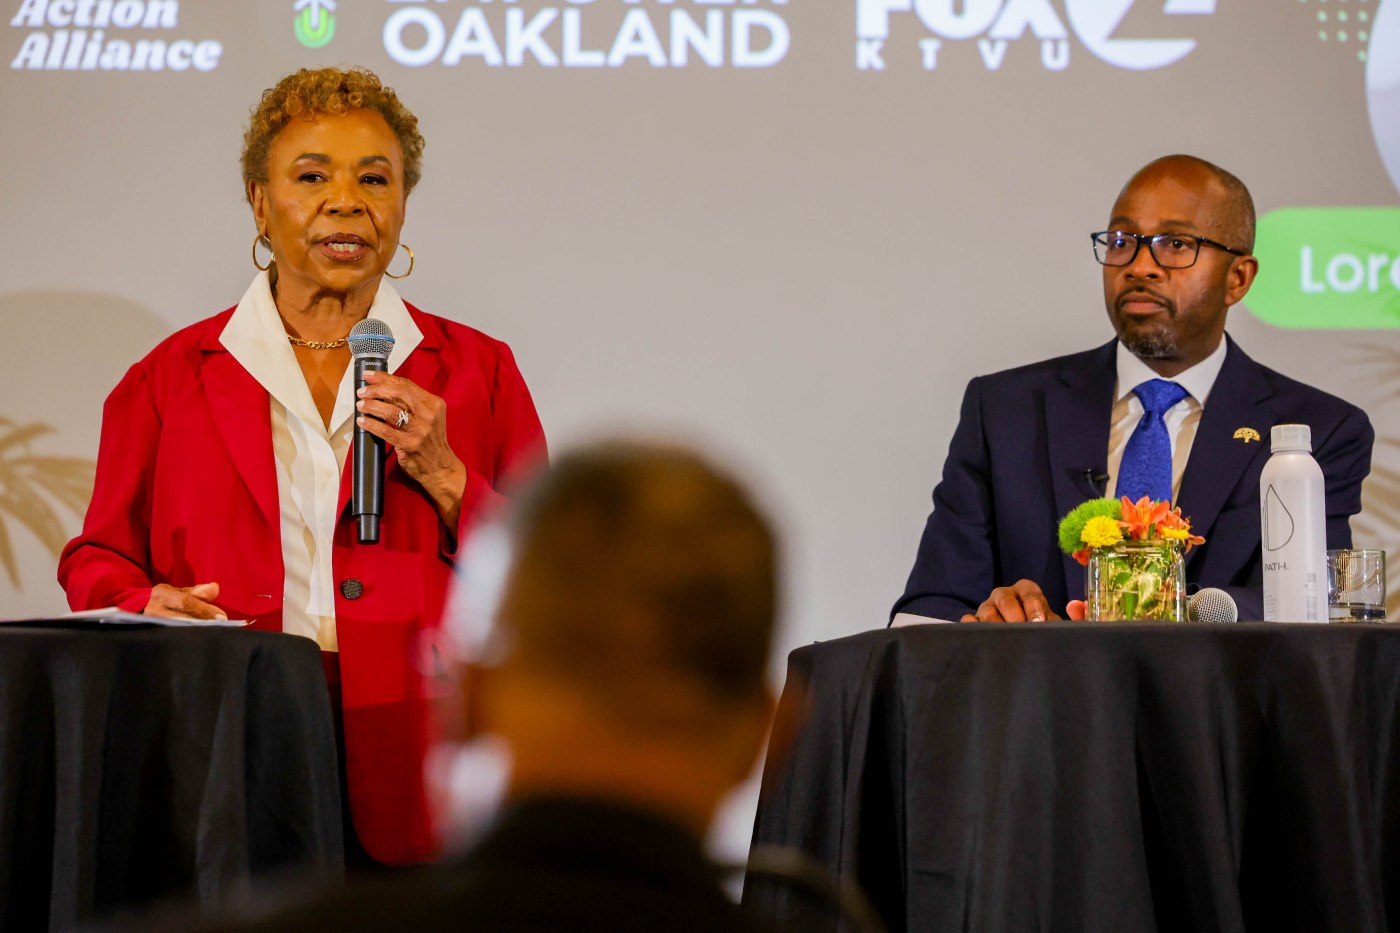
left=1327, top=549, right=1386, bottom=622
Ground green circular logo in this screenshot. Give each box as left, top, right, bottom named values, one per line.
left=294, top=2, right=336, bottom=49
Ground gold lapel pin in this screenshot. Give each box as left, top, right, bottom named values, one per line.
left=1233, top=427, right=1261, bottom=443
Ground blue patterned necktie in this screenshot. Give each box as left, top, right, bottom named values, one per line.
left=1116, top=379, right=1190, bottom=504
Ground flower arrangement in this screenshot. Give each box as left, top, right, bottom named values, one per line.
left=1059, top=496, right=1205, bottom=621
left=1058, top=496, right=1204, bottom=565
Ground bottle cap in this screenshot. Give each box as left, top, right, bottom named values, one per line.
left=1270, top=423, right=1312, bottom=453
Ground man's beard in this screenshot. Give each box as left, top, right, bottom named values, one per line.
left=1119, top=325, right=1179, bottom=360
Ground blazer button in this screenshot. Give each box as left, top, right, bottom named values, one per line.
left=340, top=579, right=363, bottom=600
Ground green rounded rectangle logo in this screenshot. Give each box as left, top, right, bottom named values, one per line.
left=1248, top=206, right=1400, bottom=329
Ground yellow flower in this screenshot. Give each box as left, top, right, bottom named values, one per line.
left=1081, top=515, right=1124, bottom=548
left=1159, top=526, right=1190, bottom=541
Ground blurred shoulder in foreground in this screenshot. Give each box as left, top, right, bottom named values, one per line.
left=154, top=439, right=784, bottom=933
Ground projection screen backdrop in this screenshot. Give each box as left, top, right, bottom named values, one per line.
left=5, top=0, right=1400, bottom=857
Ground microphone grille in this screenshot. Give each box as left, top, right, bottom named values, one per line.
left=348, top=318, right=395, bottom=359
left=1188, top=587, right=1238, bottom=624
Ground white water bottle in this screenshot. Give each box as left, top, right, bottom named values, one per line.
left=1260, top=424, right=1327, bottom=622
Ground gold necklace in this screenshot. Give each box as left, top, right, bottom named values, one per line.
left=286, top=333, right=348, bottom=350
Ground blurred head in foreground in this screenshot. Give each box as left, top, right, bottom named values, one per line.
left=452, top=439, right=779, bottom=838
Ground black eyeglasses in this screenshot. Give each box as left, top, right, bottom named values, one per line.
left=1091, top=231, right=1247, bottom=269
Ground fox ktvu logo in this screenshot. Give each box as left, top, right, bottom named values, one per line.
left=380, top=0, right=790, bottom=69
left=9, top=0, right=223, bottom=71
left=856, top=0, right=1217, bottom=72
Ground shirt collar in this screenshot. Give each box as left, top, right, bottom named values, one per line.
left=1114, top=336, right=1228, bottom=407
left=220, top=272, right=424, bottom=431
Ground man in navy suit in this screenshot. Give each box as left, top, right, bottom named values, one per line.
left=894, top=155, right=1373, bottom=623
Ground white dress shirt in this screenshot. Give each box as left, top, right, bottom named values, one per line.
left=220, top=272, right=422, bottom=650
left=1106, top=338, right=1228, bottom=502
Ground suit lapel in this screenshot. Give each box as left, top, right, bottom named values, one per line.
left=1044, top=341, right=1118, bottom=598
left=1178, top=337, right=1274, bottom=570
left=201, top=337, right=280, bottom=533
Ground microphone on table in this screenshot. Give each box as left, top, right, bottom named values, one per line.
left=1188, top=588, right=1239, bottom=624
left=348, top=318, right=395, bottom=544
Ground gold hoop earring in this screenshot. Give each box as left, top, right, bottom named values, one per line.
left=385, top=243, right=415, bottom=280
left=252, top=233, right=274, bottom=272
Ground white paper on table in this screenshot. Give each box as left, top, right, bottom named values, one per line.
left=0, top=607, right=250, bottom=627
left=891, top=612, right=959, bottom=627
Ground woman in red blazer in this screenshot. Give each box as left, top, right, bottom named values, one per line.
left=57, top=67, right=545, bottom=865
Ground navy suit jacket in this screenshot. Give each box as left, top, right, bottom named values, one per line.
left=895, top=336, right=1374, bottom=622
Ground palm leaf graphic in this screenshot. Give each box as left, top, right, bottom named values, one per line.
left=1358, top=464, right=1400, bottom=519
left=1309, top=345, right=1400, bottom=615
left=0, top=422, right=56, bottom=454
left=1353, top=427, right=1400, bottom=621
left=29, top=462, right=97, bottom=516
left=0, top=505, right=17, bottom=590
left=1347, top=352, right=1400, bottom=395
left=0, top=418, right=95, bottom=589
left=1357, top=440, right=1400, bottom=505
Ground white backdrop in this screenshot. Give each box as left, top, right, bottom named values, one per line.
left=5, top=0, right=1400, bottom=861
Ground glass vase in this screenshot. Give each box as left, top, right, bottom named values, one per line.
left=1085, top=539, right=1186, bottom=622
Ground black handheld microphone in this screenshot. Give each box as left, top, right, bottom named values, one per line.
left=348, top=318, right=395, bottom=544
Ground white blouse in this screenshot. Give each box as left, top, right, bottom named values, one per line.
left=220, top=272, right=422, bottom=650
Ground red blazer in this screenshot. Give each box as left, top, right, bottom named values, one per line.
left=58, top=302, right=546, bottom=864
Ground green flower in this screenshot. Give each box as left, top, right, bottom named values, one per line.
left=1058, top=497, right=1122, bottom=555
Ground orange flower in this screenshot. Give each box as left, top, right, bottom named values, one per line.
left=1118, top=496, right=1170, bottom=540
left=1156, top=506, right=1189, bottom=531
left=1156, top=506, right=1205, bottom=551
left=1072, top=546, right=1093, bottom=567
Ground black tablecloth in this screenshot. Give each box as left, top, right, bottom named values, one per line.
left=0, top=623, right=344, bottom=931
left=744, top=623, right=1400, bottom=932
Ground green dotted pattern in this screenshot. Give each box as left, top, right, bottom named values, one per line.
left=1299, top=0, right=1370, bottom=62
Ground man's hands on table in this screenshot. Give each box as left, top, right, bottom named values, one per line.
left=961, top=579, right=1087, bottom=622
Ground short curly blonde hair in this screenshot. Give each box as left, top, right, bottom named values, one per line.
left=240, top=67, right=425, bottom=203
